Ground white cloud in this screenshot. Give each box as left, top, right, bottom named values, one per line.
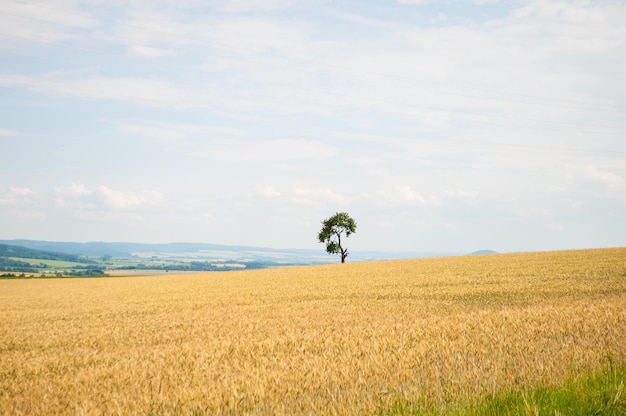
left=365, top=166, right=391, bottom=178
left=220, top=0, right=294, bottom=13
left=367, top=185, right=428, bottom=206
left=11, top=187, right=34, bottom=196
left=0, top=128, right=18, bottom=137
left=0, top=186, right=44, bottom=220
left=292, top=187, right=351, bottom=207
left=584, top=166, right=625, bottom=189
left=53, top=184, right=94, bottom=209
left=199, top=139, right=339, bottom=162
left=118, top=121, right=190, bottom=141
left=395, top=0, right=433, bottom=4
left=18, top=2, right=100, bottom=29
left=96, top=186, right=164, bottom=211
left=127, top=45, right=174, bottom=58
left=396, top=185, right=426, bottom=203
left=4, top=0, right=621, bottom=134
left=52, top=184, right=165, bottom=212
left=0, top=186, right=36, bottom=205
left=0, top=74, right=190, bottom=107
left=262, top=186, right=281, bottom=197
left=579, top=166, right=626, bottom=206
left=206, top=16, right=313, bottom=59
left=0, top=1, right=99, bottom=47
left=547, top=222, right=565, bottom=231
left=117, top=120, right=245, bottom=142
left=66, top=183, right=93, bottom=196
left=446, top=189, right=477, bottom=199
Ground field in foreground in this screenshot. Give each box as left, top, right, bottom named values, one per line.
left=1, top=248, right=625, bottom=415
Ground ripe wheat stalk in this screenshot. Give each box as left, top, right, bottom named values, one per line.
left=0, top=248, right=624, bottom=414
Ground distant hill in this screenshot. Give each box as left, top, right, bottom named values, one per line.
left=0, top=243, right=83, bottom=262
left=470, top=249, right=498, bottom=255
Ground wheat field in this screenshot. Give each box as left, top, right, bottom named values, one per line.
left=1, top=248, right=625, bottom=414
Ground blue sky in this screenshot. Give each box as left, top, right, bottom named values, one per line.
left=1, top=0, right=625, bottom=253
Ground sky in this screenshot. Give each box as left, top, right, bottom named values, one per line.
left=1, top=0, right=625, bottom=254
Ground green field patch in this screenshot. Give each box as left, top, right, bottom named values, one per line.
left=459, top=365, right=626, bottom=416
left=378, top=365, right=626, bottom=415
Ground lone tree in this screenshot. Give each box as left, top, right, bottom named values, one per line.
left=318, top=212, right=357, bottom=263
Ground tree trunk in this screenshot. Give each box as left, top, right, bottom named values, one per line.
left=337, top=232, right=347, bottom=263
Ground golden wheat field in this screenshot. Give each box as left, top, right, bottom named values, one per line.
left=1, top=248, right=625, bottom=415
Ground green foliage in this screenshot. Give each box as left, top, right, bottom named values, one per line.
left=379, top=365, right=626, bottom=415
left=0, top=257, right=36, bottom=270
left=464, top=365, right=626, bottom=416
left=318, top=212, right=357, bottom=263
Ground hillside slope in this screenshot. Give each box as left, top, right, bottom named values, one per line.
left=0, top=244, right=82, bottom=262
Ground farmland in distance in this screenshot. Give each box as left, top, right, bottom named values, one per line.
left=0, top=248, right=625, bottom=414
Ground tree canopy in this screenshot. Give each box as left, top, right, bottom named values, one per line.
left=317, top=212, right=357, bottom=263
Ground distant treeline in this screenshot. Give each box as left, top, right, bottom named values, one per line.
left=0, top=262, right=106, bottom=277
left=0, top=269, right=106, bottom=278
left=0, top=257, right=40, bottom=274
